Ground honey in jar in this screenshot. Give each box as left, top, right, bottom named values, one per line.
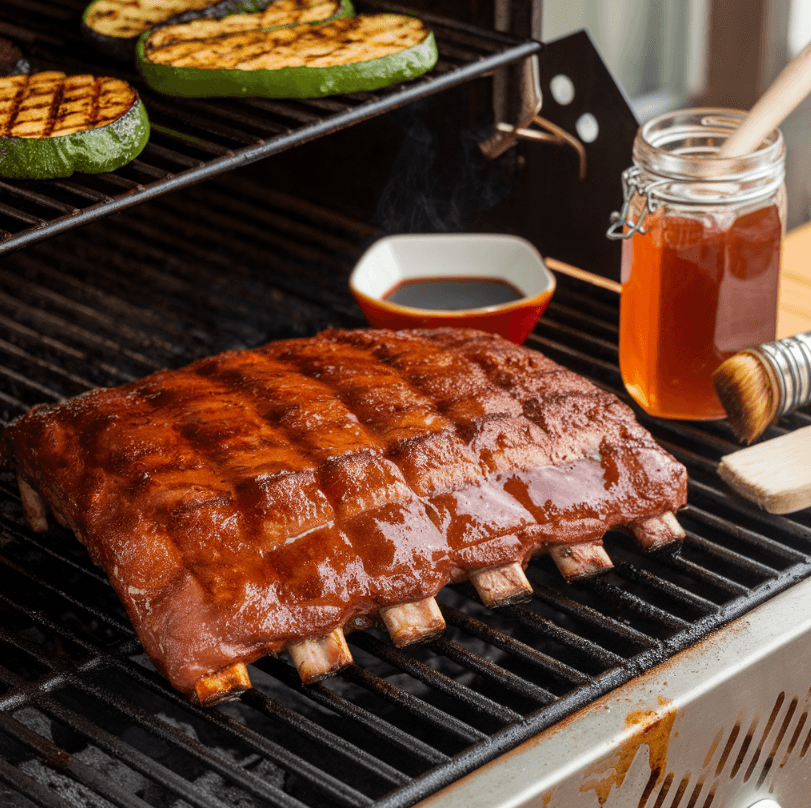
left=610, top=110, right=786, bottom=420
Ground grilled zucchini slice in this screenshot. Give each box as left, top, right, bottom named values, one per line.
left=137, top=13, right=438, bottom=99
left=0, top=72, right=150, bottom=179
left=145, top=0, right=352, bottom=46
left=82, top=0, right=274, bottom=60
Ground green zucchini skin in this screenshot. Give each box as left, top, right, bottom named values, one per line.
left=81, top=0, right=274, bottom=61
left=137, top=28, right=438, bottom=99
left=0, top=98, right=150, bottom=180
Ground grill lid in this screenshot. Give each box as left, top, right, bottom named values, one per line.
left=2, top=173, right=811, bottom=807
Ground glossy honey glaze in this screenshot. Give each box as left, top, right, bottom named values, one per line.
left=620, top=204, right=782, bottom=419
left=6, top=328, right=687, bottom=693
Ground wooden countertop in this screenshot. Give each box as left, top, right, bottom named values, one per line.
left=778, top=220, right=811, bottom=338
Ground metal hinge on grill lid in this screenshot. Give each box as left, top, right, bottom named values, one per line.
left=482, top=31, right=640, bottom=285
left=479, top=52, right=586, bottom=176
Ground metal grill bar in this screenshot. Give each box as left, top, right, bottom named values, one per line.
left=426, top=637, right=557, bottom=704
left=442, top=603, right=615, bottom=681
left=527, top=580, right=660, bottom=651
left=610, top=562, right=719, bottom=616
left=241, top=689, right=412, bottom=788
left=0, top=755, right=75, bottom=808
left=275, top=665, right=453, bottom=763
left=662, top=553, right=751, bottom=598
left=82, top=679, right=353, bottom=808
left=685, top=506, right=809, bottom=565
left=0, top=711, right=152, bottom=808
left=334, top=663, right=488, bottom=746
left=578, top=578, right=692, bottom=632
left=683, top=532, right=780, bottom=581
left=349, top=633, right=523, bottom=725
left=120, top=664, right=405, bottom=806
left=0, top=612, right=378, bottom=807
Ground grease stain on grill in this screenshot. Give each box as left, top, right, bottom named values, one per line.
left=579, top=696, right=677, bottom=805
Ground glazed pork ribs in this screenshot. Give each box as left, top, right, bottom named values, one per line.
left=1, top=327, right=687, bottom=704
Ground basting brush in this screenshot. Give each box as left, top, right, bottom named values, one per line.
left=713, top=332, right=811, bottom=444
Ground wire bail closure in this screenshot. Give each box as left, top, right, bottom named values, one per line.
left=606, top=166, right=666, bottom=240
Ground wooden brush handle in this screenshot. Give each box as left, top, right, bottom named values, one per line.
left=719, top=40, right=811, bottom=157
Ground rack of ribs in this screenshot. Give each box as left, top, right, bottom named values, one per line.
left=0, top=328, right=687, bottom=704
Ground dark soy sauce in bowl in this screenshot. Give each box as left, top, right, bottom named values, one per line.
left=384, top=277, right=524, bottom=310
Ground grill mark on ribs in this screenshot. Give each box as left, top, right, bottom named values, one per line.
left=4, top=328, right=688, bottom=698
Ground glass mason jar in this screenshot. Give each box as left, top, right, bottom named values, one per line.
left=609, top=109, right=786, bottom=420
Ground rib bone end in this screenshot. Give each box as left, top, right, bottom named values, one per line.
left=18, top=475, right=48, bottom=533
left=550, top=542, right=613, bottom=582
left=628, top=512, right=685, bottom=551
left=380, top=597, right=445, bottom=647
left=470, top=562, right=533, bottom=607
left=288, top=628, right=353, bottom=684
left=193, top=662, right=251, bottom=706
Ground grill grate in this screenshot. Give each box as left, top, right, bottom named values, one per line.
left=0, top=0, right=539, bottom=256
left=1, top=173, right=811, bottom=808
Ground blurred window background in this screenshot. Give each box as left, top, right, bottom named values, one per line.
left=540, top=0, right=811, bottom=229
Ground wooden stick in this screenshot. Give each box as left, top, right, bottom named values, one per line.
left=287, top=628, right=353, bottom=684
left=720, top=40, right=811, bottom=157
left=628, top=512, right=685, bottom=551
left=18, top=475, right=48, bottom=533
left=470, top=562, right=533, bottom=607
left=193, top=662, right=251, bottom=706
left=380, top=597, right=445, bottom=647
left=549, top=542, right=613, bottom=582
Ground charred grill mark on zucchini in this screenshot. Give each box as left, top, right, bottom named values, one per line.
left=43, top=80, right=64, bottom=138
left=0, top=72, right=137, bottom=138
left=146, top=0, right=343, bottom=47
left=85, top=0, right=222, bottom=38
left=144, top=13, right=431, bottom=70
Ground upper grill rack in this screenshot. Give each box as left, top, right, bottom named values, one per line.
left=2, top=173, right=811, bottom=808
left=0, top=0, right=540, bottom=255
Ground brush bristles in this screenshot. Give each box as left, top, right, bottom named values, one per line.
left=713, top=350, right=779, bottom=444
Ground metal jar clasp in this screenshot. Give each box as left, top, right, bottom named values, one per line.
left=606, top=166, right=666, bottom=240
